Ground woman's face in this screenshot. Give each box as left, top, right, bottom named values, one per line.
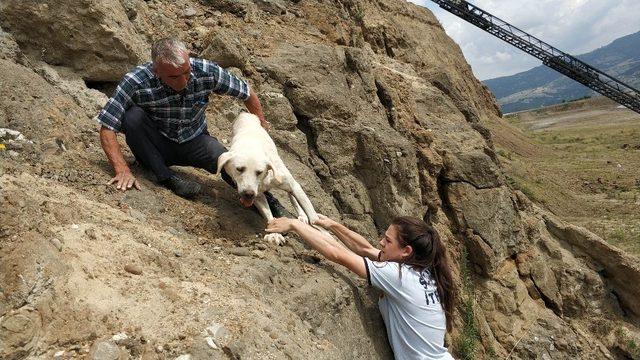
left=378, top=225, right=412, bottom=262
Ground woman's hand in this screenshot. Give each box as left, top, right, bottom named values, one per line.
left=313, top=214, right=336, bottom=229
left=266, top=217, right=298, bottom=233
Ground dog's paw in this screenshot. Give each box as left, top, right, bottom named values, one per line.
left=264, top=233, right=287, bottom=246
left=297, top=214, right=309, bottom=224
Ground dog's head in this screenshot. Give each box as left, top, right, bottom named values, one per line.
left=217, top=151, right=281, bottom=207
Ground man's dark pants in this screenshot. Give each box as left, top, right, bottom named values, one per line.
left=121, top=105, right=234, bottom=186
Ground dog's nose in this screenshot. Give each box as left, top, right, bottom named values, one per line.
left=241, top=190, right=255, bottom=199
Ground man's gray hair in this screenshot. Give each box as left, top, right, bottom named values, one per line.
left=151, top=38, right=188, bottom=67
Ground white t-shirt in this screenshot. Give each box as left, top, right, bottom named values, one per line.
left=364, top=258, right=454, bottom=360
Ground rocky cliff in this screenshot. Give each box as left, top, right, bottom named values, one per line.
left=1, top=0, right=639, bottom=359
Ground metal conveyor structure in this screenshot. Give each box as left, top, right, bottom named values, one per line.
left=431, top=0, right=640, bottom=114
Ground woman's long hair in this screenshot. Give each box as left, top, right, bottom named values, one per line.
left=391, top=217, right=455, bottom=331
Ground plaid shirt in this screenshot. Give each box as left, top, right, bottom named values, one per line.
left=96, top=58, right=250, bottom=143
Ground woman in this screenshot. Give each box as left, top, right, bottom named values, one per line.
left=266, top=214, right=455, bottom=360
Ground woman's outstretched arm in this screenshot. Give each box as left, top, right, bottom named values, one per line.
left=266, top=218, right=367, bottom=278
left=313, top=215, right=380, bottom=261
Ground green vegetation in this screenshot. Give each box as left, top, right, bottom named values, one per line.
left=495, top=148, right=512, bottom=160
left=456, top=249, right=481, bottom=360
left=495, top=99, right=640, bottom=256
left=606, top=227, right=640, bottom=255
left=615, top=327, right=640, bottom=358
left=505, top=174, right=536, bottom=201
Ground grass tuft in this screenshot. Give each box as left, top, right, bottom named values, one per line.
left=456, top=249, right=481, bottom=360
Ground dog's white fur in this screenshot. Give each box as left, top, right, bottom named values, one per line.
left=217, top=113, right=325, bottom=245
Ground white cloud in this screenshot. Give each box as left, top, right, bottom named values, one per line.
left=411, top=0, right=640, bottom=80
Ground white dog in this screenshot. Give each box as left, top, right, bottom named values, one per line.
left=217, top=113, right=325, bottom=245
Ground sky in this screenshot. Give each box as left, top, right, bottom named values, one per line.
left=411, top=0, right=640, bottom=80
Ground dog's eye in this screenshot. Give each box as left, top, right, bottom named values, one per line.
left=256, top=170, right=263, bottom=176
left=236, top=167, right=245, bottom=173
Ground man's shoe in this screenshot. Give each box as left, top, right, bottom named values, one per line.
left=161, top=175, right=201, bottom=199
left=265, top=192, right=288, bottom=218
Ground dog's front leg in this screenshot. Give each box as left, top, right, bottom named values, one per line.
left=254, top=193, right=286, bottom=245
left=288, top=193, right=309, bottom=224
left=290, top=183, right=333, bottom=236
left=290, top=182, right=320, bottom=223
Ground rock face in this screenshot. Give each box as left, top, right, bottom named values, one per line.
left=0, top=0, right=149, bottom=81
left=1, top=0, right=639, bottom=359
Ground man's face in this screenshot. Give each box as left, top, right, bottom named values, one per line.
left=154, top=53, right=191, bottom=92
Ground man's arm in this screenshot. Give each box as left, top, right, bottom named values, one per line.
left=197, top=59, right=269, bottom=130
left=99, top=126, right=141, bottom=191
left=244, top=89, right=270, bottom=130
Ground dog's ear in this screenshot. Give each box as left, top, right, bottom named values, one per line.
left=267, top=162, right=283, bottom=183
left=217, top=151, right=234, bottom=174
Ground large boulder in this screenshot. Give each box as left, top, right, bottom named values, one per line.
left=0, top=0, right=149, bottom=81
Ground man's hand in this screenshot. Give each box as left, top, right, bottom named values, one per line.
left=313, top=214, right=336, bottom=229
left=108, top=169, right=141, bottom=191
left=266, top=217, right=298, bottom=233
left=244, top=90, right=270, bottom=131
left=100, top=127, right=141, bottom=192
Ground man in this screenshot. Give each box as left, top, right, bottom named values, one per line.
left=96, top=37, right=284, bottom=215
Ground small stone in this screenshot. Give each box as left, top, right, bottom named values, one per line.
left=203, top=17, right=216, bottom=27
left=85, top=228, right=97, bottom=240
left=183, top=8, right=197, bottom=17
left=89, top=340, right=119, bottom=360
left=129, top=209, right=146, bottom=222
left=206, top=323, right=230, bottom=342
left=50, top=238, right=63, bottom=252
left=175, top=355, right=192, bottom=360
left=256, top=243, right=267, bottom=250
left=174, top=251, right=182, bottom=257
left=205, top=336, right=218, bottom=349
left=71, top=224, right=79, bottom=229
left=229, top=247, right=250, bottom=257
left=124, top=264, right=143, bottom=275
left=396, top=151, right=403, bottom=157
left=112, top=332, right=128, bottom=343
left=251, top=249, right=265, bottom=259
left=8, top=150, right=19, bottom=158
left=54, top=350, right=65, bottom=359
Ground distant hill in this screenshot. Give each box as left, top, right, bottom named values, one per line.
left=484, top=31, right=640, bottom=113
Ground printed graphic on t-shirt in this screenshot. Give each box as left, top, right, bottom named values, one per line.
left=419, top=269, right=440, bottom=306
